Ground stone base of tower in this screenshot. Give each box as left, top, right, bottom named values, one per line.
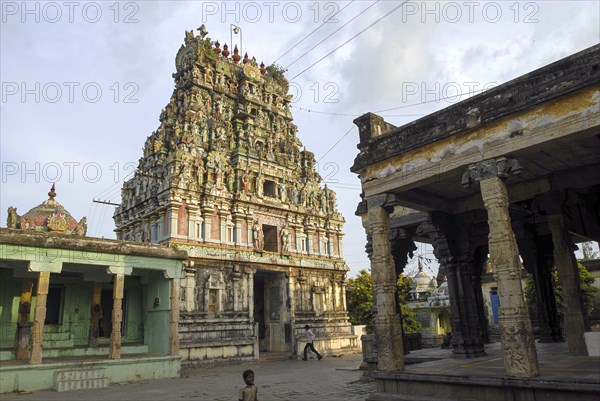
left=293, top=318, right=360, bottom=360
left=178, top=317, right=258, bottom=368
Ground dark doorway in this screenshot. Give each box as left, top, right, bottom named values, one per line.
left=254, top=275, right=266, bottom=349
left=45, top=285, right=64, bottom=325
left=263, top=224, right=278, bottom=252
left=264, top=180, right=276, bottom=197
left=99, top=290, right=127, bottom=337
left=254, top=270, right=290, bottom=353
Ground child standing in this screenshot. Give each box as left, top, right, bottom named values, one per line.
left=302, top=325, right=323, bottom=361
left=239, top=369, right=258, bottom=401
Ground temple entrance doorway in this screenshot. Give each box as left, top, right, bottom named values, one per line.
left=99, top=289, right=127, bottom=338
left=254, top=270, right=291, bottom=354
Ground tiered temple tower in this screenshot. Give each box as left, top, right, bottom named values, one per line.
left=113, top=27, right=357, bottom=366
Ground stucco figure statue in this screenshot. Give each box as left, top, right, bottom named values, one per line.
left=252, top=220, right=263, bottom=251
left=280, top=223, right=291, bottom=253
left=7, top=207, right=19, bottom=229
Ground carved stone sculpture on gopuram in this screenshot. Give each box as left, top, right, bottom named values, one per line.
left=113, top=27, right=357, bottom=366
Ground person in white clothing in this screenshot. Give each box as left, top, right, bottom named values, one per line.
left=302, top=325, right=323, bottom=361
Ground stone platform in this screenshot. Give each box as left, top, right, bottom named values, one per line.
left=0, top=353, right=180, bottom=394
left=368, top=342, right=600, bottom=401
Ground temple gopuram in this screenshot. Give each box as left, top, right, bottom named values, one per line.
left=113, top=26, right=357, bottom=366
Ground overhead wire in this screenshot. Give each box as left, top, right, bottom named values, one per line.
left=292, top=52, right=600, bottom=169
left=284, top=0, right=378, bottom=70
left=316, top=125, right=355, bottom=163
left=290, top=1, right=409, bottom=80
left=273, top=0, right=357, bottom=65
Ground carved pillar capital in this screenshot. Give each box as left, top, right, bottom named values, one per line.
left=416, top=220, right=452, bottom=264
left=461, top=157, right=522, bottom=187
left=366, top=193, right=401, bottom=212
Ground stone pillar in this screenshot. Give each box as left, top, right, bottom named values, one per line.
left=150, top=213, right=159, bottom=243
left=233, top=215, right=243, bottom=245
left=247, top=267, right=255, bottom=322
left=133, top=222, right=142, bottom=241
left=218, top=209, right=228, bottom=243
left=548, top=213, right=588, bottom=355
left=305, top=228, right=315, bottom=255
left=445, top=259, right=467, bottom=352
left=202, top=206, right=214, bottom=242
left=232, top=268, right=242, bottom=311
left=183, top=267, right=196, bottom=312
left=109, top=273, right=125, bottom=359
left=519, top=233, right=563, bottom=343
left=318, top=231, right=326, bottom=256
left=417, top=218, right=486, bottom=358
left=288, top=272, right=296, bottom=320
left=15, top=279, right=34, bottom=360
left=89, top=282, right=103, bottom=347
left=246, top=217, right=254, bottom=248
left=463, top=157, right=539, bottom=378
left=170, top=278, right=180, bottom=356
left=367, top=195, right=404, bottom=371
left=470, top=248, right=490, bottom=344
left=168, top=206, right=178, bottom=239
left=187, top=205, right=200, bottom=240
left=341, top=276, right=348, bottom=311
left=241, top=271, right=249, bottom=311
left=331, top=276, right=339, bottom=311
left=155, top=213, right=164, bottom=242
left=338, top=231, right=345, bottom=257
left=293, top=225, right=303, bottom=253
left=30, top=272, right=50, bottom=365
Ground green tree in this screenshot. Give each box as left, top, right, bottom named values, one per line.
left=524, top=263, right=599, bottom=318
left=397, top=273, right=422, bottom=334
left=346, top=269, right=374, bottom=333
left=346, top=269, right=422, bottom=334
left=580, top=241, right=600, bottom=261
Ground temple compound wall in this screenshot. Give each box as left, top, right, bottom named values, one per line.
left=352, top=44, right=600, bottom=400
left=113, top=27, right=357, bottom=366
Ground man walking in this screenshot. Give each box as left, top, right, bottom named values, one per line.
left=303, top=325, right=323, bottom=361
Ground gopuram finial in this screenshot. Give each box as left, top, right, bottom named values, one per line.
left=48, top=183, right=57, bottom=200
left=197, top=24, right=208, bottom=39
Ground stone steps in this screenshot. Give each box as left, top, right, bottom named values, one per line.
left=368, top=393, right=452, bottom=401
left=43, top=332, right=74, bottom=349
left=42, top=343, right=149, bottom=358
left=54, top=368, right=108, bottom=392
left=259, top=351, right=291, bottom=363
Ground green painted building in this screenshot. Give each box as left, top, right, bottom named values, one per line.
left=0, top=187, right=187, bottom=393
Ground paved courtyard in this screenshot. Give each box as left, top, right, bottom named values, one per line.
left=1, top=353, right=374, bottom=401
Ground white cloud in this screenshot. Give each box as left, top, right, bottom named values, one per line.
left=1, top=0, right=598, bottom=277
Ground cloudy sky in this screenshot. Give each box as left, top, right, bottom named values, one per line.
left=1, top=0, right=599, bottom=277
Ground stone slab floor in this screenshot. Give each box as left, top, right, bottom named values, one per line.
left=1, top=353, right=375, bottom=401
